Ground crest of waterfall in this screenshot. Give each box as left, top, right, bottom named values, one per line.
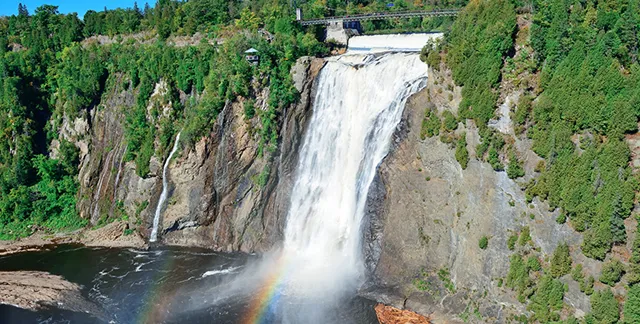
left=281, top=52, right=429, bottom=298
left=150, top=132, right=181, bottom=243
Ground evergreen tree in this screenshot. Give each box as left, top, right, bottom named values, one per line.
left=629, top=226, right=640, bottom=285
left=624, top=285, right=640, bottom=324
left=599, top=259, right=625, bottom=286
left=589, top=289, right=619, bottom=324
left=611, top=196, right=627, bottom=244
left=550, top=243, right=572, bottom=278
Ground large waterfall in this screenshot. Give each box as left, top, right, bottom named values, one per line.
left=281, top=52, right=429, bottom=300
left=192, top=48, right=432, bottom=324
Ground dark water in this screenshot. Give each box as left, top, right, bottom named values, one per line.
left=0, top=245, right=378, bottom=324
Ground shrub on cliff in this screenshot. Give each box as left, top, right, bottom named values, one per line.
left=518, top=226, right=531, bottom=246
left=420, top=108, right=440, bottom=140
left=455, top=133, right=469, bottom=170
left=506, top=150, right=525, bottom=179
left=580, top=275, right=594, bottom=295
left=550, top=243, right=571, bottom=278
left=442, top=111, right=458, bottom=132
left=479, top=235, right=488, bottom=249
left=599, top=259, right=625, bottom=287
left=507, top=234, right=518, bottom=250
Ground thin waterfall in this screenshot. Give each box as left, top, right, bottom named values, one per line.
left=91, top=147, right=115, bottom=223
left=113, top=144, right=128, bottom=198
left=150, top=132, right=181, bottom=243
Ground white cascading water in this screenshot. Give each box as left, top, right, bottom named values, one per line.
left=187, top=43, right=435, bottom=323
left=280, top=52, right=429, bottom=299
left=150, top=132, right=181, bottom=243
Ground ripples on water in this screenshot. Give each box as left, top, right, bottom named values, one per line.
left=0, top=245, right=378, bottom=324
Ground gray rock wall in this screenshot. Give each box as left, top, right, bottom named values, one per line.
left=62, top=57, right=324, bottom=252
left=362, top=67, right=590, bottom=322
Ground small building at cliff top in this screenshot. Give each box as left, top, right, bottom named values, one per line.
left=245, top=48, right=259, bottom=65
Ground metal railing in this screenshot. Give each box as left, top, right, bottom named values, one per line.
left=299, top=9, right=460, bottom=26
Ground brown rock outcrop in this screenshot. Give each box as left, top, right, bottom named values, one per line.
left=375, top=304, right=430, bottom=324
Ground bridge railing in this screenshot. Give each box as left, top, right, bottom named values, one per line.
left=299, top=9, right=460, bottom=26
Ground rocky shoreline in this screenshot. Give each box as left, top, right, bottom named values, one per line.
left=0, top=221, right=147, bottom=256
left=0, top=271, right=102, bottom=314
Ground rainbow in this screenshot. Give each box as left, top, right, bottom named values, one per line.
left=135, top=251, right=178, bottom=324
left=241, top=254, right=290, bottom=324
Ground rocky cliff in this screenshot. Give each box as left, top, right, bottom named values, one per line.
left=361, top=66, right=596, bottom=323
left=55, top=52, right=598, bottom=323
left=56, top=57, right=325, bottom=252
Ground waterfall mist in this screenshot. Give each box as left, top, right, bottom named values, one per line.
left=185, top=52, right=429, bottom=323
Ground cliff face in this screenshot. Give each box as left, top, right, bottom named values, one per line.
left=362, top=67, right=592, bottom=322
left=57, top=57, right=325, bottom=252
left=56, top=53, right=593, bottom=322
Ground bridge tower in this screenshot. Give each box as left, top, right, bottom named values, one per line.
left=296, top=8, right=302, bottom=21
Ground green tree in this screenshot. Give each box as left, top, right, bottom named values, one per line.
left=528, top=275, right=565, bottom=322
left=629, top=226, right=640, bottom=285
left=599, top=259, right=625, bottom=286
left=624, top=285, right=640, bottom=324
left=455, top=133, right=469, bottom=169
left=507, top=150, right=525, bottom=179
left=589, top=289, right=619, bottom=324
left=479, top=235, right=488, bottom=249
left=581, top=275, right=594, bottom=295
left=550, top=243, right=571, bottom=278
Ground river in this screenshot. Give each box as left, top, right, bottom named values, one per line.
left=0, top=245, right=378, bottom=323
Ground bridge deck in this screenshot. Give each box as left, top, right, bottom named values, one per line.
left=299, top=9, right=460, bottom=26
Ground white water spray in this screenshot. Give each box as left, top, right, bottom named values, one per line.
left=150, top=132, right=181, bottom=243
left=186, top=44, right=433, bottom=323
left=280, top=52, right=429, bottom=298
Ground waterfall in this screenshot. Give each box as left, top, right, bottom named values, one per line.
left=91, top=147, right=115, bottom=223
left=113, top=144, right=128, bottom=198
left=281, top=53, right=429, bottom=298
left=150, top=132, right=181, bottom=243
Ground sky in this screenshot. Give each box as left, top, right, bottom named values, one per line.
left=0, top=0, right=142, bottom=17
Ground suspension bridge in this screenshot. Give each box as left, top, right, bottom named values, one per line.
left=296, top=9, right=460, bottom=26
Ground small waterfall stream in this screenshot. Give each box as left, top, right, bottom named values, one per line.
left=150, top=132, right=181, bottom=243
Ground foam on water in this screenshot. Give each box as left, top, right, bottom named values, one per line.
left=347, top=32, right=443, bottom=54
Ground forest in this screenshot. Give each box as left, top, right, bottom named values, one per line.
left=442, top=0, right=640, bottom=322
left=0, top=0, right=332, bottom=239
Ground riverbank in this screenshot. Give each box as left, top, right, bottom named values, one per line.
left=0, top=221, right=147, bottom=256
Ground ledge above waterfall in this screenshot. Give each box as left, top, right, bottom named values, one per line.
left=347, top=33, right=443, bottom=54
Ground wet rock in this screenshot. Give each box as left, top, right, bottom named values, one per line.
left=0, top=271, right=103, bottom=317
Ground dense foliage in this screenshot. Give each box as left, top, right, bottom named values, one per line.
left=0, top=0, right=326, bottom=238
left=524, top=0, right=640, bottom=261
left=550, top=243, right=571, bottom=278
left=588, top=289, right=619, bottom=324
left=446, top=0, right=516, bottom=125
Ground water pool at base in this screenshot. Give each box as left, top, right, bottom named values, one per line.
left=0, top=245, right=378, bottom=324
